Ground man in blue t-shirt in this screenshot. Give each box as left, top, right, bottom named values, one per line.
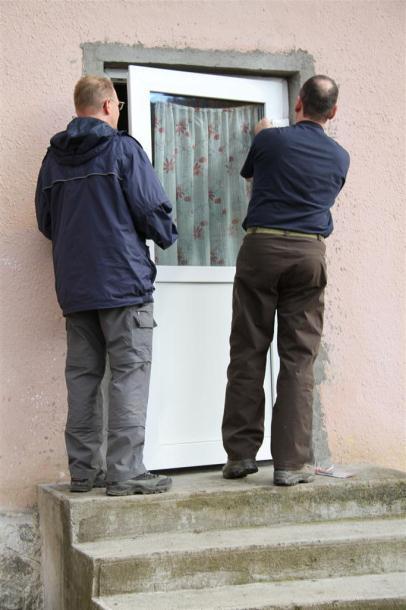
left=222, top=75, right=350, bottom=486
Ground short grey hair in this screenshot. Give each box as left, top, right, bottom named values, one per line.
left=74, top=75, right=115, bottom=112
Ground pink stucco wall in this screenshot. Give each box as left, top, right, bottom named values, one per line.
left=1, top=0, right=405, bottom=509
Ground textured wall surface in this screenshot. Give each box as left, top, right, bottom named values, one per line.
left=0, top=0, right=405, bottom=516
left=0, top=510, right=42, bottom=610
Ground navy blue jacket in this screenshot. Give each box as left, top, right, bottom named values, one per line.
left=36, top=118, right=177, bottom=315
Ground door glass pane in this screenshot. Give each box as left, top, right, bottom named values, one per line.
left=151, top=92, right=263, bottom=266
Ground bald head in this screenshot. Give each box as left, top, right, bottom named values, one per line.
left=299, top=75, right=339, bottom=122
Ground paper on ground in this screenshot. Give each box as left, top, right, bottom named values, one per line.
left=315, top=465, right=355, bottom=478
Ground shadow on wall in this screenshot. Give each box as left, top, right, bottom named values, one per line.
left=312, top=341, right=332, bottom=469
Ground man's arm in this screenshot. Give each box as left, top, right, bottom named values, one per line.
left=35, top=163, right=52, bottom=240
left=119, top=138, right=178, bottom=250
left=241, top=118, right=273, bottom=181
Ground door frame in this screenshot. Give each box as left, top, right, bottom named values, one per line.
left=125, top=65, right=288, bottom=283
left=104, top=66, right=286, bottom=466
left=109, top=64, right=284, bottom=407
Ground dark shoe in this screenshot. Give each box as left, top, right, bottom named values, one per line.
left=222, top=458, right=258, bottom=479
left=273, top=466, right=315, bottom=486
left=70, top=474, right=106, bottom=493
left=106, top=472, right=172, bottom=496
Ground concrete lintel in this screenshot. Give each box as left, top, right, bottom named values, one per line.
left=81, top=42, right=315, bottom=123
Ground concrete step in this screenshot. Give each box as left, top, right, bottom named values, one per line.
left=38, top=466, right=406, bottom=610
left=92, top=572, right=406, bottom=609
left=42, top=464, right=406, bottom=543
left=73, top=517, right=406, bottom=596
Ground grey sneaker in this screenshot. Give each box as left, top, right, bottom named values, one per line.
left=273, top=467, right=315, bottom=486
left=106, top=472, right=172, bottom=496
left=222, top=458, right=258, bottom=479
left=70, top=474, right=106, bottom=493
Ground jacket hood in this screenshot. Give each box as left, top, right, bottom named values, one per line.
left=49, top=117, right=116, bottom=166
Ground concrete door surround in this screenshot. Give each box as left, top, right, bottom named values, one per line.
left=81, top=42, right=315, bottom=124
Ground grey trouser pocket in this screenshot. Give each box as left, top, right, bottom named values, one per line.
left=129, top=305, right=156, bottom=364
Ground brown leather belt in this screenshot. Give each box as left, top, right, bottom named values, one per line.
left=246, top=227, right=324, bottom=241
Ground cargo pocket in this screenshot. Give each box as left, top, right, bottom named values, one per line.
left=131, top=306, right=155, bottom=363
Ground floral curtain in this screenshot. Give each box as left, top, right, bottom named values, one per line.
left=153, top=101, right=261, bottom=266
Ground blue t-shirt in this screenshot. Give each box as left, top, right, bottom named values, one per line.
left=241, top=121, right=350, bottom=237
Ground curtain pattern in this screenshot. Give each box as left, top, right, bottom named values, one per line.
left=153, top=101, right=261, bottom=266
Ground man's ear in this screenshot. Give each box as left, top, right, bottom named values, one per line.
left=294, top=96, right=302, bottom=113
left=327, top=105, right=338, bottom=120
left=102, top=98, right=110, bottom=116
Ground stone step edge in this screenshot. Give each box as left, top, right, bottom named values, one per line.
left=66, top=475, right=406, bottom=543
left=74, top=516, right=406, bottom=562
left=61, top=473, right=406, bottom=508
left=91, top=571, right=406, bottom=610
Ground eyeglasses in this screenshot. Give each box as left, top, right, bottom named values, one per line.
left=109, top=98, right=125, bottom=111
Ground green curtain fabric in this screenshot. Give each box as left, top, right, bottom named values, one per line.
left=153, top=101, right=261, bottom=266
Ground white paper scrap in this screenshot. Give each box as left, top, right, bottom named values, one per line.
left=315, top=465, right=355, bottom=479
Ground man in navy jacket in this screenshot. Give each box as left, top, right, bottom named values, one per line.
left=36, top=75, right=177, bottom=495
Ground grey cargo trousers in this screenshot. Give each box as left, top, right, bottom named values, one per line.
left=65, top=303, right=154, bottom=483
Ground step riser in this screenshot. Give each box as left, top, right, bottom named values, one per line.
left=91, top=598, right=406, bottom=610
left=261, top=602, right=406, bottom=610
left=90, top=572, right=406, bottom=610
left=72, top=481, right=406, bottom=543
left=84, top=539, right=406, bottom=596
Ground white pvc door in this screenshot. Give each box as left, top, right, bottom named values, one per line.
left=127, top=66, right=288, bottom=469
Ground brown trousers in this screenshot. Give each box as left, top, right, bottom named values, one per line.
left=222, top=233, right=327, bottom=470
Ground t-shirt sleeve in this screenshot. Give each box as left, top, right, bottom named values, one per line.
left=241, top=142, right=255, bottom=179
left=338, top=148, right=351, bottom=190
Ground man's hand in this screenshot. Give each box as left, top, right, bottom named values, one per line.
left=254, top=117, right=273, bottom=135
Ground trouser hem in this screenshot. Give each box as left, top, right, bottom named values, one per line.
left=226, top=455, right=257, bottom=461
left=69, top=467, right=105, bottom=480
left=106, top=466, right=147, bottom=484
left=273, top=463, right=312, bottom=471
